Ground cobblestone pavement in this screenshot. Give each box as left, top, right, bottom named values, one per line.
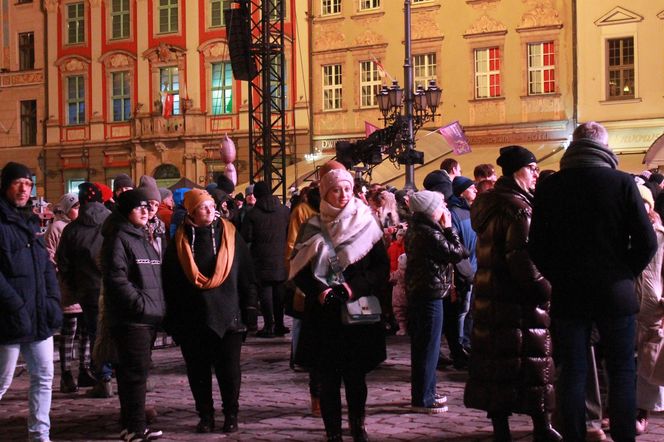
left=2, top=323, right=663, bottom=441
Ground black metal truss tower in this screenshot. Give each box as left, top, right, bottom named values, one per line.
left=247, top=0, right=287, bottom=200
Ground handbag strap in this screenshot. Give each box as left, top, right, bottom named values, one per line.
left=320, top=221, right=345, bottom=284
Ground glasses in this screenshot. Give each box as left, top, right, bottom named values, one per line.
left=526, top=164, right=540, bottom=173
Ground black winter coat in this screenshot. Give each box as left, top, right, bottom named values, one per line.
left=100, top=212, right=165, bottom=327
left=404, top=212, right=468, bottom=304
left=0, top=197, right=62, bottom=344
left=464, top=177, right=554, bottom=416
left=293, top=239, right=389, bottom=373
left=56, top=202, right=111, bottom=307
left=530, top=164, right=657, bottom=319
left=162, top=218, right=258, bottom=342
left=241, top=195, right=290, bottom=282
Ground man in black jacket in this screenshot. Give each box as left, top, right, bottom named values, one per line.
left=530, top=122, right=657, bottom=442
left=0, top=162, right=62, bottom=442
left=57, top=182, right=113, bottom=397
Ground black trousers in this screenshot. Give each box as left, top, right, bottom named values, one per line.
left=258, top=281, right=285, bottom=330
left=319, top=369, right=367, bottom=435
left=179, top=329, right=243, bottom=418
left=112, top=324, right=156, bottom=434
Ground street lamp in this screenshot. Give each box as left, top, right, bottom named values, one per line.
left=375, top=0, right=441, bottom=190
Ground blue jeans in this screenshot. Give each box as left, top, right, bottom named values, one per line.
left=409, top=298, right=443, bottom=407
left=0, top=337, right=54, bottom=441
left=555, top=315, right=636, bottom=442
left=82, top=303, right=113, bottom=380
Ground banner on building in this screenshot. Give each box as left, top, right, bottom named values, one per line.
left=365, top=121, right=379, bottom=137
left=438, top=121, right=472, bottom=155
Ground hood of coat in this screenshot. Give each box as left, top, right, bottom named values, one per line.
left=254, top=195, right=281, bottom=213
left=78, top=201, right=111, bottom=227
left=470, top=176, right=532, bottom=235
left=101, top=209, right=146, bottom=239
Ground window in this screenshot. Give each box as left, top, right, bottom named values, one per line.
left=110, top=0, right=130, bottom=39
left=158, top=0, right=178, bottom=34
left=159, top=67, right=180, bottom=115
left=360, top=60, right=381, bottom=107
left=111, top=71, right=131, bottom=121
left=413, top=53, right=436, bottom=89
left=607, top=37, right=634, bottom=99
left=210, top=0, right=230, bottom=27
left=413, top=0, right=433, bottom=3
left=322, top=64, right=342, bottom=110
left=18, top=32, right=34, bottom=71
left=269, top=56, right=287, bottom=111
left=268, top=0, right=280, bottom=20
left=211, top=62, right=233, bottom=114
left=17, top=0, right=33, bottom=4
left=474, top=47, right=501, bottom=99
left=67, top=179, right=86, bottom=194
left=528, top=41, right=555, bottom=95
left=67, top=2, right=85, bottom=44
left=20, top=100, right=37, bottom=146
left=67, top=75, right=85, bottom=125
left=322, top=0, right=341, bottom=15
left=359, top=0, right=380, bottom=11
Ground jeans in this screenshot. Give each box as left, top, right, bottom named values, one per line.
left=409, top=298, right=443, bottom=407
left=82, top=303, right=113, bottom=380
left=0, top=337, right=54, bottom=441
left=112, top=324, right=156, bottom=434
left=555, top=315, right=636, bottom=442
left=180, top=328, right=243, bottom=418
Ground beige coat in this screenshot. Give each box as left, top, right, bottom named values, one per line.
left=44, top=214, right=82, bottom=314
left=636, top=225, right=664, bottom=385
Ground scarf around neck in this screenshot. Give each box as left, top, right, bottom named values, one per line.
left=289, top=197, right=383, bottom=284
left=174, top=217, right=236, bottom=289
left=560, top=138, right=619, bottom=170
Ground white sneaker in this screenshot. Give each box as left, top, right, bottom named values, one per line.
left=411, top=403, right=448, bottom=414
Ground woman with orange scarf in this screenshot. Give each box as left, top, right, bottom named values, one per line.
left=162, top=189, right=257, bottom=435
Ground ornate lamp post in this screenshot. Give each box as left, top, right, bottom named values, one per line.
left=376, top=0, right=442, bottom=190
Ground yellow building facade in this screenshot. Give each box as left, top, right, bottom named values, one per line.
left=309, top=0, right=575, bottom=187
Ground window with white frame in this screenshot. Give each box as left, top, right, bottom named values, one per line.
left=158, top=0, right=178, bottom=34
left=210, top=0, right=230, bottom=28
left=323, top=64, right=342, bottom=110
left=67, top=75, right=85, bottom=125
left=67, top=2, right=85, bottom=44
left=110, top=0, right=130, bottom=40
left=606, top=37, right=634, bottom=100
left=159, top=67, right=180, bottom=114
left=528, top=41, right=555, bottom=95
left=360, top=61, right=381, bottom=107
left=474, top=47, right=501, bottom=99
left=322, top=0, right=341, bottom=15
left=359, top=0, right=380, bottom=11
left=211, top=62, right=233, bottom=114
left=111, top=71, right=131, bottom=121
left=414, top=53, right=436, bottom=89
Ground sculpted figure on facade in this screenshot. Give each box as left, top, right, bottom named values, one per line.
left=519, top=0, right=562, bottom=29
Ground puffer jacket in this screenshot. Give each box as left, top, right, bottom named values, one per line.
left=100, top=211, right=165, bottom=328
left=0, top=197, right=62, bottom=344
left=404, top=211, right=467, bottom=303
left=241, top=195, right=290, bottom=282
left=464, top=177, right=554, bottom=416
left=56, top=202, right=111, bottom=307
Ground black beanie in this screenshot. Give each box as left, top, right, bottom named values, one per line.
left=78, top=182, right=103, bottom=205
left=216, top=174, right=235, bottom=194
left=650, top=173, right=664, bottom=185
left=117, top=188, right=149, bottom=218
left=423, top=170, right=453, bottom=201
left=253, top=181, right=270, bottom=199
left=496, top=145, right=536, bottom=176
left=113, top=173, right=134, bottom=192
left=452, top=176, right=474, bottom=197
left=1, top=162, right=32, bottom=191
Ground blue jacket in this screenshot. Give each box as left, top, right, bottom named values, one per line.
left=448, top=195, right=477, bottom=273
left=0, top=197, right=62, bottom=344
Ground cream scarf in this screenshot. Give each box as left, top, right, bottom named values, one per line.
left=289, top=197, right=383, bottom=284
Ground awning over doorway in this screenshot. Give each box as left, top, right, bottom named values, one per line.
left=644, top=133, right=664, bottom=170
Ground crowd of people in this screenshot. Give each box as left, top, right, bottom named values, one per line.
left=1, top=120, right=663, bottom=442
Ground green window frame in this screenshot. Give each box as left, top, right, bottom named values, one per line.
left=67, top=75, right=86, bottom=125
left=159, top=67, right=180, bottom=115
left=67, top=2, right=85, bottom=44
left=111, top=0, right=130, bottom=39
left=158, top=0, right=178, bottom=34
left=111, top=71, right=131, bottom=121
left=211, top=62, right=233, bottom=115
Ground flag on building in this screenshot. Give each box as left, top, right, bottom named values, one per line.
left=365, top=121, right=379, bottom=137
left=161, top=91, right=173, bottom=118
left=438, top=121, right=472, bottom=155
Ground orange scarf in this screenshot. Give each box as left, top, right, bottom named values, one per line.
left=175, top=218, right=236, bottom=289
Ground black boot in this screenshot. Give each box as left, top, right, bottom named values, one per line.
left=491, top=416, right=512, bottom=442
left=532, top=413, right=562, bottom=442
left=222, top=413, right=238, bottom=433
left=195, top=414, right=215, bottom=433
left=349, top=416, right=369, bottom=442
left=326, top=432, right=343, bottom=442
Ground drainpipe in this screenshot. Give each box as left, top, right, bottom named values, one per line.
left=307, top=0, right=314, bottom=155
left=572, top=0, right=578, bottom=128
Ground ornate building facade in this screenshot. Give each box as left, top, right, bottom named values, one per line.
left=35, top=0, right=309, bottom=200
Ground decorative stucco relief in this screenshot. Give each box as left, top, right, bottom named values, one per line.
left=313, top=26, right=345, bottom=52
left=464, top=14, right=507, bottom=37
left=518, top=0, right=562, bottom=30
left=353, top=27, right=384, bottom=47
left=143, top=42, right=187, bottom=64
left=199, top=41, right=229, bottom=59
left=55, top=56, right=91, bottom=73
left=412, top=13, right=442, bottom=40
left=100, top=52, right=136, bottom=69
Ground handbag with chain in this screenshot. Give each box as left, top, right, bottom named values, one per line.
left=320, top=224, right=382, bottom=325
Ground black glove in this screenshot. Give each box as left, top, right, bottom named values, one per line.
left=323, top=285, right=349, bottom=306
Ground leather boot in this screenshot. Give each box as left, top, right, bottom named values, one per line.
left=491, top=416, right=512, bottom=442
left=222, top=413, right=238, bottom=433
left=532, top=413, right=563, bottom=442
left=349, top=415, right=369, bottom=442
